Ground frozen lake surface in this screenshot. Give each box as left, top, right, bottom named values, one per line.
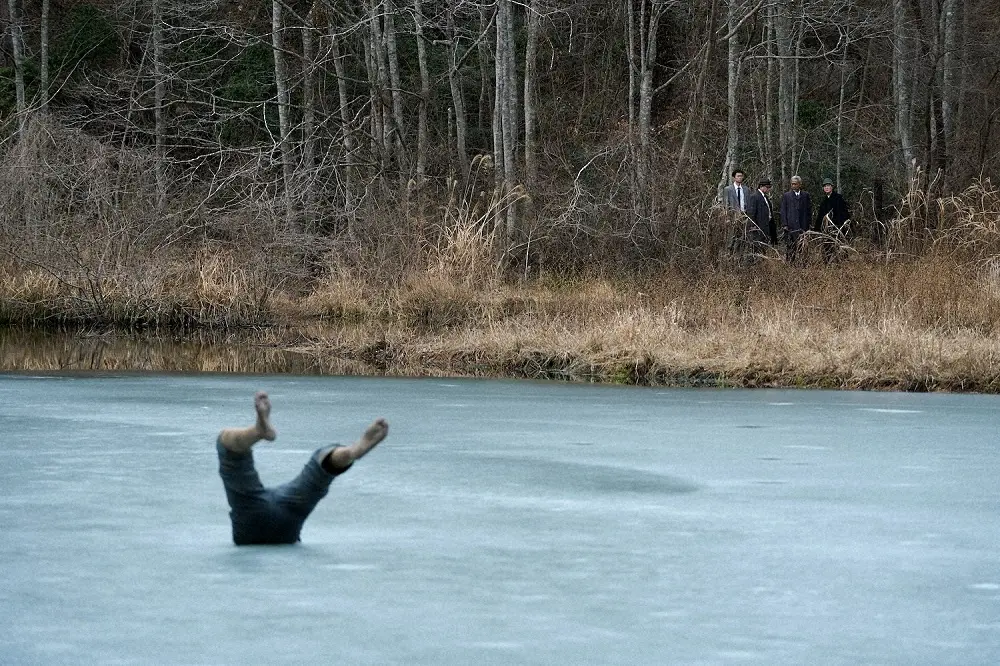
left=1, top=374, right=998, bottom=665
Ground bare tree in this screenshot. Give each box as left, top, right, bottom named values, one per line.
left=328, top=25, right=356, bottom=225
left=152, top=0, right=167, bottom=211
left=664, top=0, right=718, bottom=229
left=718, top=0, right=747, bottom=199
left=384, top=0, right=408, bottom=183
left=940, top=0, right=958, bottom=154
left=494, top=0, right=519, bottom=240
left=300, top=5, right=318, bottom=215
left=523, top=0, right=541, bottom=190
left=893, top=0, right=916, bottom=177
left=272, top=0, right=295, bottom=221
left=413, top=0, right=430, bottom=186
left=626, top=0, right=672, bottom=227
left=444, top=0, right=471, bottom=179
left=774, top=0, right=795, bottom=184
left=835, top=28, right=848, bottom=190
left=40, top=0, right=50, bottom=112
left=7, top=0, right=26, bottom=135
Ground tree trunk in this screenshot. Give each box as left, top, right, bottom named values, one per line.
left=940, top=0, right=957, bottom=145
left=367, top=1, right=392, bottom=172
left=363, top=11, right=384, bottom=169
left=775, top=1, right=794, bottom=184
left=413, top=0, right=430, bottom=186
left=638, top=1, right=660, bottom=203
left=445, top=2, right=470, bottom=179
left=764, top=5, right=777, bottom=179
left=495, top=0, right=519, bottom=240
left=718, top=0, right=742, bottom=200
left=790, top=17, right=803, bottom=177
left=665, top=0, right=717, bottom=228
left=626, top=0, right=639, bottom=213
left=272, top=0, right=294, bottom=221
left=329, top=28, right=355, bottom=231
left=488, top=0, right=520, bottom=241
left=478, top=6, right=492, bottom=140
left=384, top=0, right=408, bottom=182
left=835, top=34, right=848, bottom=191
left=940, top=0, right=959, bottom=184
left=301, top=8, right=317, bottom=214
left=523, top=0, right=541, bottom=190
left=40, top=0, right=50, bottom=112
left=7, top=0, right=26, bottom=136
left=893, top=0, right=916, bottom=176
left=627, top=0, right=667, bottom=226
left=153, top=0, right=167, bottom=211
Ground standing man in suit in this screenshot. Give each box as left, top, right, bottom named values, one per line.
left=723, top=169, right=750, bottom=213
left=780, top=175, right=812, bottom=265
left=722, top=169, right=750, bottom=258
left=742, top=178, right=774, bottom=262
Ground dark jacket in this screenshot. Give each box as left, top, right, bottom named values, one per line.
left=780, top=190, right=812, bottom=233
left=815, top=191, right=850, bottom=231
left=744, top=189, right=774, bottom=242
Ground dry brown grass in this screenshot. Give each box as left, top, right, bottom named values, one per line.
left=7, top=250, right=1000, bottom=390
left=0, top=250, right=282, bottom=329
left=243, top=256, right=1000, bottom=391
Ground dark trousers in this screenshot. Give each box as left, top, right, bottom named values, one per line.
left=217, top=441, right=348, bottom=545
left=784, top=229, right=804, bottom=265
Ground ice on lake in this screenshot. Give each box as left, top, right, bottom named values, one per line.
left=1, top=374, right=998, bottom=664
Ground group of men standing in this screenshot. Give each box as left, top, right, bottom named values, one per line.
left=722, top=170, right=850, bottom=264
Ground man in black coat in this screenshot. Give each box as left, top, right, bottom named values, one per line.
left=814, top=177, right=851, bottom=263
left=741, top=178, right=774, bottom=261
left=780, top=175, right=812, bottom=265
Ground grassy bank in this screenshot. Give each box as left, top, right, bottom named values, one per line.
left=4, top=255, right=1000, bottom=391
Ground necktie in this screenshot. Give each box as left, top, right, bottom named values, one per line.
left=737, top=187, right=743, bottom=210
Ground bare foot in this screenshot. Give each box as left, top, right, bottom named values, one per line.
left=324, top=418, right=389, bottom=470
left=218, top=391, right=277, bottom=452
left=254, top=391, right=277, bottom=441
left=355, top=418, right=388, bottom=458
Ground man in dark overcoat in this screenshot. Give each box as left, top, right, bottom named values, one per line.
left=814, top=177, right=851, bottom=263
left=780, top=175, right=812, bottom=265
left=742, top=178, right=775, bottom=261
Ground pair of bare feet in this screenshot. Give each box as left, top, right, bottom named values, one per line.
left=218, top=391, right=389, bottom=472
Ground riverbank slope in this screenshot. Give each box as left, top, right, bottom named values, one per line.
left=4, top=256, right=1000, bottom=391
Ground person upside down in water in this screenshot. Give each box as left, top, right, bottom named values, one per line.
left=216, top=391, right=389, bottom=545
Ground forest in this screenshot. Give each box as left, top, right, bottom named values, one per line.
left=2, top=1, right=1000, bottom=388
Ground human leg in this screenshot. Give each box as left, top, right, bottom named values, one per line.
left=217, top=391, right=276, bottom=453
left=323, top=418, right=389, bottom=472
left=271, top=419, right=389, bottom=523
left=217, top=441, right=268, bottom=512
left=217, top=392, right=280, bottom=544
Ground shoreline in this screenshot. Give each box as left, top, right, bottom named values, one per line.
left=4, top=257, right=1000, bottom=393
left=2, top=319, right=997, bottom=393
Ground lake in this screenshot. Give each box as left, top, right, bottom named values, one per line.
left=1, top=374, right=998, bottom=664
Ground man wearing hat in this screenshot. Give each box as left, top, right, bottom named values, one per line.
left=814, top=177, right=850, bottom=263
left=743, top=178, right=776, bottom=257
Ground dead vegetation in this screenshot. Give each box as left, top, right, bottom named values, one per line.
left=4, top=120, right=1000, bottom=390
